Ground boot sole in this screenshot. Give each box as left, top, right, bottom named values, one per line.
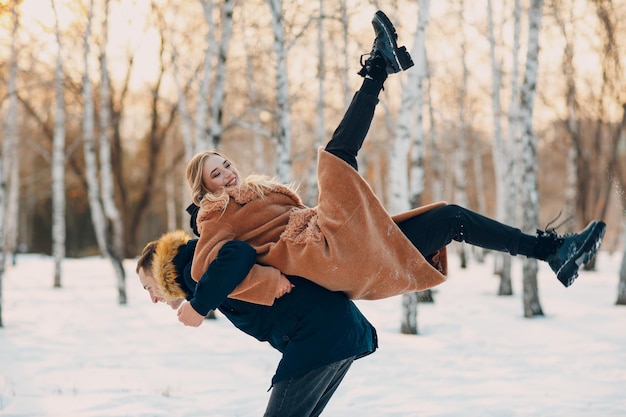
left=373, top=11, right=415, bottom=72
left=556, top=221, right=606, bottom=287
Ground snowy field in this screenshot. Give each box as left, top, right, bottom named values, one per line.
left=0, top=251, right=624, bottom=417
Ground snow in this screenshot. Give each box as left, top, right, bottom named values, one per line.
left=1, top=252, right=625, bottom=417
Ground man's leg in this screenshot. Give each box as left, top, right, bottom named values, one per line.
left=263, top=357, right=354, bottom=417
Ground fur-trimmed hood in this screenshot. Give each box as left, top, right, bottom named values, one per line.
left=152, top=230, right=197, bottom=302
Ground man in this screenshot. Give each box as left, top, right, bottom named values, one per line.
left=136, top=232, right=377, bottom=417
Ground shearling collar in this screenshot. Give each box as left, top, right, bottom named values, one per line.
left=201, top=181, right=302, bottom=214
left=152, top=230, right=194, bottom=301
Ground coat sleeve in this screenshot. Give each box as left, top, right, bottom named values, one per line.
left=190, top=241, right=260, bottom=315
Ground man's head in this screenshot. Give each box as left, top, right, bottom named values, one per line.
left=136, top=231, right=193, bottom=309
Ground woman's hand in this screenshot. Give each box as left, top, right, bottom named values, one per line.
left=177, top=301, right=205, bottom=327
left=275, top=274, right=295, bottom=299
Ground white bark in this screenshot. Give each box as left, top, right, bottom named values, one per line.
left=3, top=2, right=20, bottom=264
left=398, top=0, right=431, bottom=336
left=82, top=0, right=126, bottom=304
left=454, top=0, right=469, bottom=267
left=306, top=0, right=325, bottom=205
left=51, top=0, right=66, bottom=288
left=520, top=0, right=545, bottom=317
left=195, top=0, right=216, bottom=152
left=207, top=0, right=235, bottom=149
left=266, top=0, right=292, bottom=183
left=389, top=1, right=430, bottom=215
left=408, top=0, right=430, bottom=209
left=618, top=219, right=626, bottom=305
left=98, top=0, right=123, bottom=255
left=499, top=0, right=523, bottom=294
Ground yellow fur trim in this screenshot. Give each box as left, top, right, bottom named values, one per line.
left=152, top=230, right=192, bottom=302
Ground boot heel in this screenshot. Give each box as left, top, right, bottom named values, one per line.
left=396, top=46, right=414, bottom=71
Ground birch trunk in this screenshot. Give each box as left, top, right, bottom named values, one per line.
left=99, top=0, right=124, bottom=255
left=196, top=0, right=216, bottom=152
left=500, top=0, right=523, bottom=295
left=0, top=153, right=4, bottom=326
left=617, top=219, right=626, bottom=305
left=82, top=0, right=126, bottom=304
left=3, top=2, right=20, bottom=265
left=519, top=0, right=544, bottom=318
left=454, top=0, right=469, bottom=268
left=51, top=0, right=66, bottom=288
left=487, top=0, right=511, bottom=289
left=207, top=0, right=235, bottom=149
left=305, top=0, right=325, bottom=206
left=397, top=0, right=431, bottom=336
left=267, top=0, right=292, bottom=183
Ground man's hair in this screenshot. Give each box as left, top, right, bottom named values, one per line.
left=136, top=240, right=158, bottom=274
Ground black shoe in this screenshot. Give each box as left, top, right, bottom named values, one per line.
left=358, top=10, right=414, bottom=81
left=543, top=221, right=606, bottom=287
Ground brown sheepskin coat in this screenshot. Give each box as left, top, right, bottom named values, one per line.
left=192, top=149, right=448, bottom=306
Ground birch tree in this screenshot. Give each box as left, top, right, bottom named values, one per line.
left=98, top=0, right=124, bottom=255
left=0, top=149, right=4, bottom=326
left=392, top=0, right=431, bottom=335
left=3, top=1, right=20, bottom=266
left=51, top=0, right=66, bottom=288
left=305, top=0, right=326, bottom=206
left=486, top=0, right=513, bottom=293
left=0, top=0, right=20, bottom=326
left=519, top=0, right=544, bottom=318
left=453, top=0, right=469, bottom=268
left=82, top=0, right=126, bottom=304
left=194, top=0, right=216, bottom=152
left=266, top=0, right=292, bottom=183
left=207, top=0, right=234, bottom=149
left=500, top=0, right=523, bottom=295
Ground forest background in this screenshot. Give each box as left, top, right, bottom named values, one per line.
left=1, top=0, right=626, bottom=322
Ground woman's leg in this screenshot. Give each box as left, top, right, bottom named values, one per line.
left=397, top=204, right=535, bottom=258
left=325, top=11, right=413, bottom=170
left=397, top=204, right=606, bottom=287
left=263, top=357, right=355, bottom=417
left=324, top=81, right=382, bottom=170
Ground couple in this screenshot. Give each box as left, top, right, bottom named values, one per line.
left=137, top=10, right=606, bottom=417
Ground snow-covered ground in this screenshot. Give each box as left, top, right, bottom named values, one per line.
left=1, top=251, right=624, bottom=417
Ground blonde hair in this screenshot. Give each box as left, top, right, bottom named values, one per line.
left=186, top=150, right=280, bottom=209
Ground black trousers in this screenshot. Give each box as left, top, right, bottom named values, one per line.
left=325, top=85, right=535, bottom=260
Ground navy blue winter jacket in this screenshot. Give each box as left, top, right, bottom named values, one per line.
left=173, top=240, right=378, bottom=384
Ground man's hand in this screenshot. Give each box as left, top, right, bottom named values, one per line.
left=275, top=274, right=295, bottom=299
left=177, top=301, right=205, bottom=327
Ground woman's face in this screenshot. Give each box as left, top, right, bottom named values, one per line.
left=202, top=154, right=240, bottom=193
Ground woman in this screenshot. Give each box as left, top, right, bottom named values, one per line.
left=187, top=11, right=606, bottom=307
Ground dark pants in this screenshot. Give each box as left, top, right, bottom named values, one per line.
left=325, top=85, right=536, bottom=260
left=264, top=357, right=355, bottom=417
left=397, top=204, right=529, bottom=258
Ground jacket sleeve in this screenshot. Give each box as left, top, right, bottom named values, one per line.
left=191, top=208, right=282, bottom=308
left=190, top=241, right=256, bottom=316
left=189, top=241, right=282, bottom=316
